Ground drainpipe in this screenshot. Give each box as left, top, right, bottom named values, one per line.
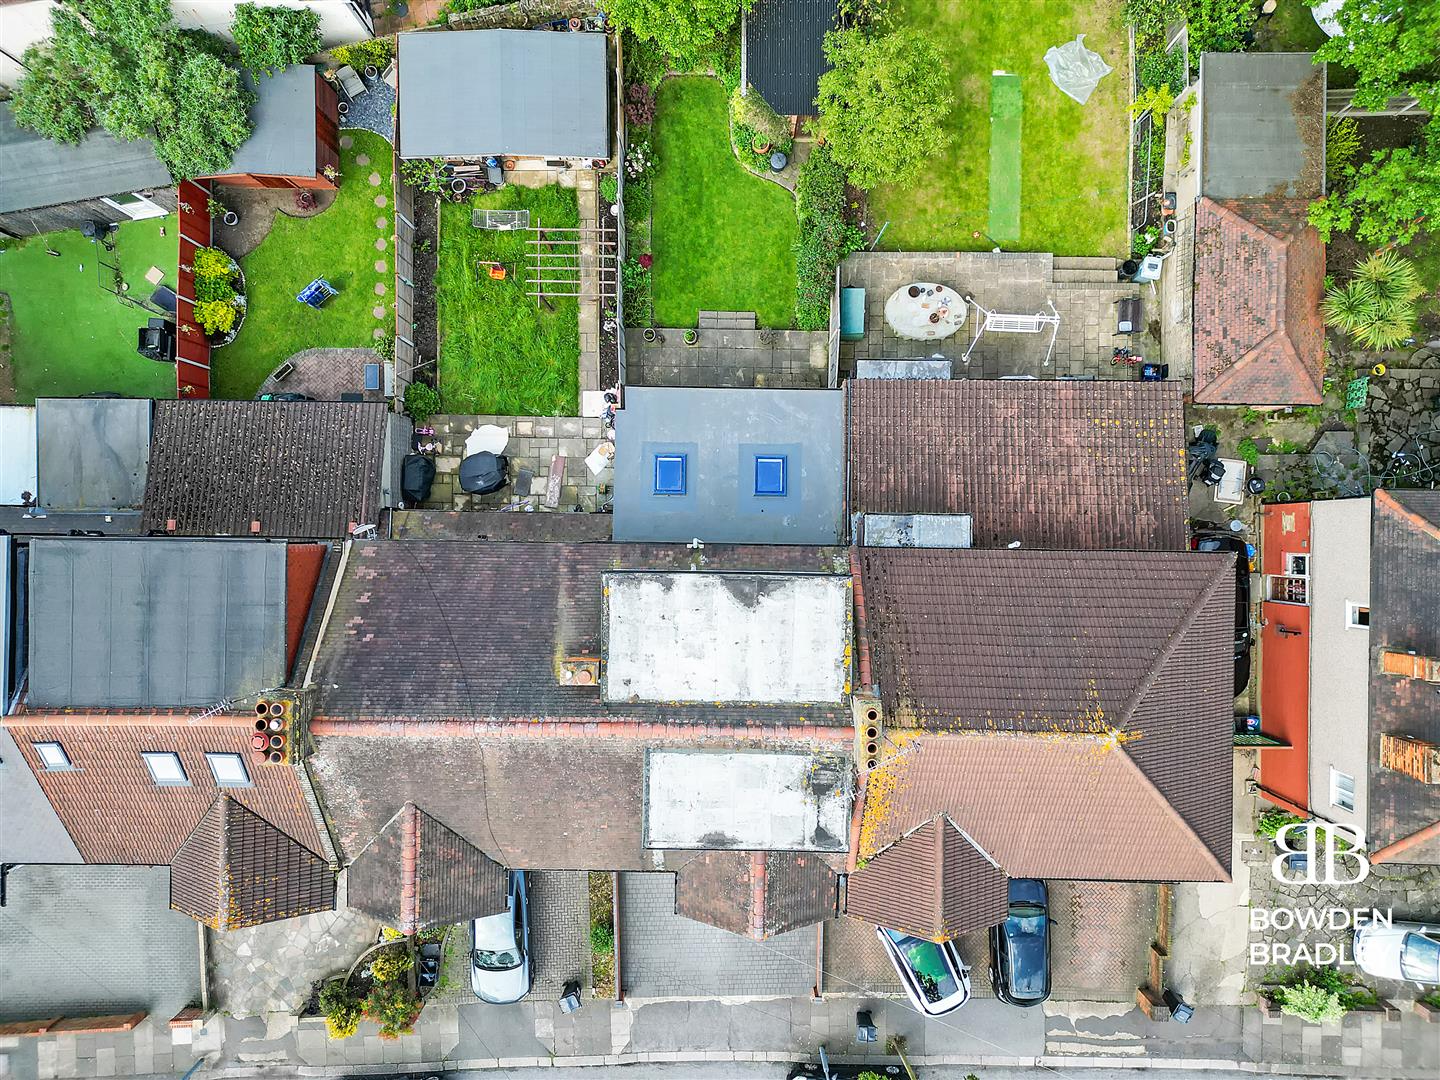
left=611, top=870, right=624, bottom=1004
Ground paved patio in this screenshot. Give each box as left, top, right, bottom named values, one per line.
left=624, top=326, right=830, bottom=388
left=254, top=346, right=388, bottom=401
left=839, top=250, right=1156, bottom=379
left=422, top=414, right=612, bottom=512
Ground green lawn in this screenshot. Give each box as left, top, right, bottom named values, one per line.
left=213, top=130, right=394, bottom=399
left=437, top=185, right=580, bottom=416
left=0, top=217, right=177, bottom=402
left=868, top=0, right=1130, bottom=255
left=651, top=76, right=798, bottom=328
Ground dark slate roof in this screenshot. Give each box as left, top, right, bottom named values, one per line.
left=386, top=509, right=613, bottom=542
left=222, top=68, right=317, bottom=178
left=347, top=803, right=510, bottom=933
left=170, top=794, right=334, bottom=930
left=846, top=816, right=1009, bottom=940
left=0, top=103, right=172, bottom=214
left=857, top=548, right=1235, bottom=872
left=1193, top=198, right=1325, bottom=405
left=309, top=728, right=847, bottom=872
left=674, top=850, right=838, bottom=939
left=612, top=387, right=846, bottom=546
left=36, top=398, right=151, bottom=512
left=27, top=539, right=286, bottom=708
left=744, top=0, right=837, bottom=115
left=847, top=380, right=1188, bottom=550
left=307, top=540, right=851, bottom=725
left=398, top=29, right=609, bottom=159
left=141, top=401, right=392, bottom=539
left=1200, top=52, right=1324, bottom=200
left=1367, top=490, right=1440, bottom=863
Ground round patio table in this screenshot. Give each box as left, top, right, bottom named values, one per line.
left=884, top=282, right=966, bottom=341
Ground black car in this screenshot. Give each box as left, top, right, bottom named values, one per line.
left=1191, top=531, right=1253, bottom=695
left=989, top=878, right=1051, bottom=1007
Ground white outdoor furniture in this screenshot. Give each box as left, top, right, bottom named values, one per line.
left=961, top=298, right=1062, bottom=366
left=883, top=283, right=966, bottom=341
left=334, top=65, right=367, bottom=101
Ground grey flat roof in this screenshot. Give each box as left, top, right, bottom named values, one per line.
left=0, top=728, right=82, bottom=864
left=223, top=68, right=317, bottom=178
left=612, top=387, right=845, bottom=545
left=602, top=571, right=851, bottom=704
left=36, top=398, right=151, bottom=511
left=27, top=539, right=287, bottom=709
left=1201, top=52, right=1324, bottom=200
left=0, top=103, right=172, bottom=214
left=398, top=29, right=608, bottom=159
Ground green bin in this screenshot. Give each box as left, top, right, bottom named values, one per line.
left=840, top=287, right=866, bottom=341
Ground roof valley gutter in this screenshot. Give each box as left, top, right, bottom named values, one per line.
left=308, top=718, right=857, bottom=741
left=302, top=539, right=352, bottom=691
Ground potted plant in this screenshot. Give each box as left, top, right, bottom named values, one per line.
left=642, top=327, right=658, bottom=344
left=364, top=64, right=379, bottom=79
left=752, top=133, right=772, bottom=155
left=1416, top=991, right=1440, bottom=1022
left=684, top=329, right=698, bottom=346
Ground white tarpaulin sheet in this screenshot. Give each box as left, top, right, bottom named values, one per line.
left=1044, top=34, right=1113, bottom=105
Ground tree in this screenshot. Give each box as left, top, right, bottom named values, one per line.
left=11, top=0, right=253, bottom=180
left=815, top=27, right=954, bottom=189
left=231, top=3, right=322, bottom=76
left=1312, top=0, right=1440, bottom=113
left=606, top=0, right=750, bottom=69
left=1309, top=136, right=1440, bottom=248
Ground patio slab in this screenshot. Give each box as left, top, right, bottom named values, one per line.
left=422, top=413, right=611, bottom=512
left=624, top=327, right=829, bottom=388
left=254, top=346, right=388, bottom=401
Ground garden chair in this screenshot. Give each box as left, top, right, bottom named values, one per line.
left=334, top=65, right=368, bottom=102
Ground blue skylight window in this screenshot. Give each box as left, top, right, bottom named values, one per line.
left=653, top=453, right=687, bottom=495
left=754, top=455, right=787, bottom=497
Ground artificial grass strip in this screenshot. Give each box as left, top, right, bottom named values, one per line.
left=650, top=76, right=798, bottom=329
left=0, top=217, right=178, bottom=402
left=988, top=73, right=1023, bottom=244
left=436, top=185, right=580, bottom=417
left=212, top=129, right=394, bottom=400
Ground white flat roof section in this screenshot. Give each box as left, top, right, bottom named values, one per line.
left=0, top=406, right=37, bottom=505
left=603, top=572, right=851, bottom=704
left=644, top=749, right=852, bottom=851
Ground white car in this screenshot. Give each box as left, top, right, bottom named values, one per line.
left=876, top=926, right=972, bottom=1015
left=470, top=871, right=531, bottom=1004
left=1353, top=920, right=1440, bottom=985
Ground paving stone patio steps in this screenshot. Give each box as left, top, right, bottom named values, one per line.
left=697, top=311, right=757, bottom=330
left=1051, top=255, right=1124, bottom=284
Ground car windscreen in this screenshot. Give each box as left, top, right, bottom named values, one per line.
left=896, top=936, right=959, bottom=1003
left=1005, top=908, right=1049, bottom=996
left=474, top=948, right=522, bottom=971
left=1400, top=932, right=1440, bottom=983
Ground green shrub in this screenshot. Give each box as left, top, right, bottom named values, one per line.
left=1322, top=250, right=1424, bottom=350
left=400, top=157, right=448, bottom=195
left=332, top=37, right=394, bottom=72
left=792, top=144, right=864, bottom=330
left=1137, top=45, right=1185, bottom=93
left=1256, top=808, right=1304, bottom=839
left=361, top=980, right=421, bottom=1040
left=600, top=173, right=619, bottom=204
left=404, top=381, right=443, bottom=424
left=195, top=275, right=237, bottom=305
left=730, top=85, right=789, bottom=148
left=318, top=981, right=362, bottom=1040
left=1325, top=118, right=1362, bottom=187
left=231, top=3, right=321, bottom=76
left=1236, top=437, right=1259, bottom=468
left=590, top=922, right=615, bottom=956
left=1278, top=982, right=1348, bottom=1024
left=192, top=246, right=236, bottom=281
left=195, top=298, right=239, bottom=336
left=369, top=946, right=413, bottom=983
left=436, top=0, right=507, bottom=21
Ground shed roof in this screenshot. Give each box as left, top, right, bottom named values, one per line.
left=27, top=538, right=287, bottom=709
left=36, top=398, right=151, bottom=511
left=1367, top=490, right=1440, bottom=863
left=603, top=571, right=851, bottom=704
left=221, top=68, right=318, bottom=178
left=847, top=380, right=1188, bottom=550
left=743, top=0, right=837, bottom=115
left=643, top=749, right=851, bottom=851
left=0, top=405, right=37, bottom=505
left=0, top=103, right=172, bottom=215
left=1200, top=52, right=1324, bottom=200
left=612, top=387, right=846, bottom=545
left=398, top=29, right=609, bottom=159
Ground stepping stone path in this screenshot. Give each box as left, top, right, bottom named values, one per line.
left=373, top=305, right=386, bottom=319
left=374, top=195, right=387, bottom=208
left=374, top=282, right=386, bottom=295
left=368, top=172, right=382, bottom=187
left=376, top=217, right=387, bottom=229
left=355, top=153, right=370, bottom=166
left=339, top=135, right=354, bottom=150
left=373, top=328, right=385, bottom=340
left=375, top=238, right=386, bottom=250
left=375, top=260, right=387, bottom=273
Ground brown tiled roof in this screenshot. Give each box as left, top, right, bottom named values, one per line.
left=1193, top=198, right=1325, bottom=405
left=347, top=803, right=509, bottom=933
left=1367, top=490, right=1440, bottom=863
left=170, top=794, right=334, bottom=929
left=141, top=401, right=391, bottom=538
left=857, top=548, right=1235, bottom=871
left=307, top=540, right=851, bottom=725
left=858, top=734, right=1229, bottom=882
left=846, top=816, right=1009, bottom=940
left=308, top=727, right=850, bottom=872
left=847, top=380, right=1187, bottom=550
left=674, top=851, right=838, bottom=939
left=4, top=715, right=328, bottom=865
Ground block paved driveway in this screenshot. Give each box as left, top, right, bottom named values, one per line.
left=619, top=872, right=816, bottom=998
left=0, top=865, right=198, bottom=1022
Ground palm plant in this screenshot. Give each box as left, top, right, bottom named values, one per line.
left=1352, top=249, right=1424, bottom=306
left=1322, top=251, right=1425, bottom=352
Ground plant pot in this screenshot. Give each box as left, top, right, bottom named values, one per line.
left=450, top=178, right=468, bottom=195
left=642, top=327, right=657, bottom=343
left=752, top=136, right=772, bottom=155
left=1415, top=999, right=1440, bottom=1022
left=364, top=65, right=378, bottom=80
left=223, top=211, right=239, bottom=227
left=684, top=330, right=698, bottom=346
left=337, top=100, right=349, bottom=116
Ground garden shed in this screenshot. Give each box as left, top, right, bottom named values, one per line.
left=203, top=67, right=341, bottom=190
left=741, top=0, right=837, bottom=116
left=397, top=29, right=610, bottom=162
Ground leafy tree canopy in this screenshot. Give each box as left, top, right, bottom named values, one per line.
left=1309, top=133, right=1440, bottom=248
left=815, top=27, right=954, bottom=189
left=12, top=0, right=253, bottom=181
left=606, top=0, right=751, bottom=68
left=1312, top=0, right=1440, bottom=112
left=231, top=3, right=322, bottom=76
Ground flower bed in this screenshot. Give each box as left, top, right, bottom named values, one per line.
left=189, top=246, right=247, bottom=347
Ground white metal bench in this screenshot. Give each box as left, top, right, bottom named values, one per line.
left=962, top=298, right=1061, bottom=366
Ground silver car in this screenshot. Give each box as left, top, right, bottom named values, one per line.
left=470, top=870, right=531, bottom=1003
left=1353, top=920, right=1440, bottom=986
